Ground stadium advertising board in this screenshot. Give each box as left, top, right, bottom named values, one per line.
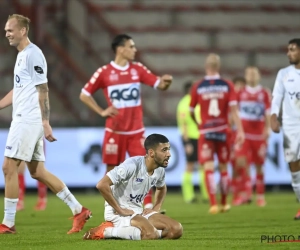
left=0, top=127, right=290, bottom=188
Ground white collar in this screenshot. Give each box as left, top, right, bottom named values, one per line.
left=110, top=61, right=129, bottom=71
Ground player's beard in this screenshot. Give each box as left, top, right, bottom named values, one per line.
left=153, top=153, right=168, bottom=168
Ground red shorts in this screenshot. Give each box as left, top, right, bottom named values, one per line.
left=234, top=139, right=267, bottom=165
left=198, top=131, right=231, bottom=164
left=102, top=130, right=146, bottom=166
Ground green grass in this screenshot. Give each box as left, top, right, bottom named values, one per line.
left=1, top=192, right=300, bottom=249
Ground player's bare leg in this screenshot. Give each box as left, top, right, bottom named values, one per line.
left=219, top=163, right=230, bottom=212
left=289, top=160, right=300, bottom=220
left=148, top=213, right=183, bottom=239
left=255, top=164, right=266, bottom=207
left=17, top=161, right=26, bottom=211
left=0, top=157, right=21, bottom=234
left=203, top=161, right=218, bottom=214
left=26, top=161, right=92, bottom=233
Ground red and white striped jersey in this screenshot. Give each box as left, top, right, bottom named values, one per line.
left=82, top=61, right=159, bottom=133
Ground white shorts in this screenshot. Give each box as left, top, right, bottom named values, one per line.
left=282, top=127, right=300, bottom=163
left=4, top=122, right=45, bottom=162
left=104, top=205, right=158, bottom=228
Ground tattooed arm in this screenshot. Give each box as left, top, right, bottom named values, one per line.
left=36, top=83, right=56, bottom=142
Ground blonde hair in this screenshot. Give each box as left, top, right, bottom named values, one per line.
left=7, top=14, right=31, bottom=34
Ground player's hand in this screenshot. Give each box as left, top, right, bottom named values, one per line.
left=142, top=208, right=156, bottom=216
left=270, top=114, right=280, bottom=133
left=100, top=106, right=118, bottom=118
left=160, top=74, right=173, bottom=90
left=43, top=123, right=57, bottom=142
left=115, top=208, right=135, bottom=217
left=235, top=130, right=245, bottom=147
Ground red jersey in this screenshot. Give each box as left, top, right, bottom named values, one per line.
left=190, top=75, right=237, bottom=134
left=238, top=85, right=271, bottom=140
left=82, top=61, right=159, bottom=133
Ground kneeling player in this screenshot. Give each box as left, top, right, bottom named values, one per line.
left=83, top=134, right=183, bottom=240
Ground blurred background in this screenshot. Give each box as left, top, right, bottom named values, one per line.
left=0, top=0, right=298, bottom=189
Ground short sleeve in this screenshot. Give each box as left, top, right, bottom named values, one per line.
left=189, top=83, right=198, bottom=110
left=107, top=161, right=135, bottom=185
left=82, top=67, right=105, bottom=96
left=136, top=63, right=159, bottom=88
left=227, top=81, right=238, bottom=106
left=155, top=169, right=165, bottom=188
left=27, top=52, right=48, bottom=86
left=264, top=88, right=272, bottom=113
left=271, top=69, right=285, bottom=116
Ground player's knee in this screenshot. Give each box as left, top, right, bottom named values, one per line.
left=168, top=222, right=183, bottom=239
left=2, top=159, right=17, bottom=177
left=141, top=228, right=159, bottom=240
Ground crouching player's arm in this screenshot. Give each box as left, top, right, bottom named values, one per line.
left=96, top=176, right=134, bottom=217
left=152, top=185, right=167, bottom=213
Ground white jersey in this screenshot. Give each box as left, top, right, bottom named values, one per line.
left=271, top=65, right=300, bottom=127
left=13, top=43, right=48, bottom=124
left=106, top=156, right=165, bottom=214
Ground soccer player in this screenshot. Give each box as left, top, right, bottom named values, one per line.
left=0, top=14, right=91, bottom=234
left=79, top=34, right=172, bottom=209
left=176, top=81, right=208, bottom=203
left=234, top=67, right=271, bottom=207
left=189, top=53, right=244, bottom=214
left=83, top=134, right=183, bottom=240
left=271, top=38, right=300, bottom=219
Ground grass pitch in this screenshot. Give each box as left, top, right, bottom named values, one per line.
left=0, top=192, right=300, bottom=250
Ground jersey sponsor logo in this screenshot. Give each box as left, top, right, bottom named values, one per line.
left=239, top=101, right=265, bottom=120
left=129, top=193, right=147, bottom=203
left=34, top=66, right=44, bottom=74
left=136, top=178, right=144, bottom=183
left=288, top=92, right=300, bottom=100
left=197, top=85, right=229, bottom=94
left=15, top=75, right=23, bottom=88
left=108, top=83, right=141, bottom=108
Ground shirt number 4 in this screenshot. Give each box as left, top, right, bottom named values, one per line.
left=208, top=98, right=221, bottom=117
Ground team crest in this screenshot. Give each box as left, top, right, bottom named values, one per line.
left=18, top=59, right=22, bottom=66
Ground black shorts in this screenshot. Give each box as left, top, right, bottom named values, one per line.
left=182, top=138, right=198, bottom=162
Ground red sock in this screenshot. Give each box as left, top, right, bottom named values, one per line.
left=220, top=171, right=229, bottom=205
left=37, top=181, right=47, bottom=200
left=18, top=173, right=25, bottom=201
left=205, top=170, right=217, bottom=206
left=256, top=173, right=264, bottom=196
left=144, top=189, right=152, bottom=206
left=244, top=174, right=252, bottom=200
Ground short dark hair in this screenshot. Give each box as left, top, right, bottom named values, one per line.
left=144, top=134, right=169, bottom=152
left=289, top=38, right=300, bottom=48
left=232, top=76, right=246, bottom=84
left=111, top=34, right=132, bottom=53
left=183, top=81, right=193, bottom=94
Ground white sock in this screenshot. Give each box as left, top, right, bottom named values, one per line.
left=56, top=186, right=82, bottom=215
left=291, top=171, right=300, bottom=202
left=2, top=198, right=18, bottom=228
left=157, top=229, right=162, bottom=238
left=144, top=203, right=153, bottom=209
left=104, top=226, right=141, bottom=240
